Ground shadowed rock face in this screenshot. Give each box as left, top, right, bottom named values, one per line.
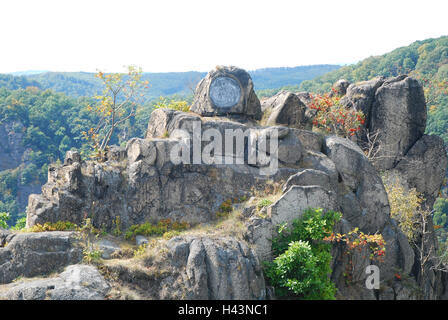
left=370, top=76, right=427, bottom=170
left=165, top=236, right=266, bottom=300
left=22, top=71, right=448, bottom=300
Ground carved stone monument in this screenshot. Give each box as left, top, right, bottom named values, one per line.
left=190, top=66, right=262, bottom=119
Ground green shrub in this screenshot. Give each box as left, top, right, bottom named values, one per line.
left=265, top=208, right=341, bottom=300
left=125, top=219, right=190, bottom=240
left=0, top=212, right=9, bottom=229
left=257, top=199, right=273, bottom=211
left=11, top=216, right=26, bottom=230
left=28, top=221, right=78, bottom=232
left=83, top=246, right=103, bottom=264
left=153, top=97, right=190, bottom=112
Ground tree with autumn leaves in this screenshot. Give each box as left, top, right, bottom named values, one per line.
left=82, top=65, right=149, bottom=158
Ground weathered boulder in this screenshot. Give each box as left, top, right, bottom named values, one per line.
left=324, top=136, right=390, bottom=232
left=332, top=79, right=351, bottom=96
left=299, top=150, right=339, bottom=187
left=96, top=239, right=121, bottom=260
left=104, top=236, right=265, bottom=300
left=145, top=108, right=202, bottom=140
left=392, top=134, right=448, bottom=209
left=0, top=228, right=14, bottom=247
left=341, top=77, right=385, bottom=125
left=261, top=91, right=310, bottom=129
left=64, top=150, right=81, bottom=165
left=282, top=169, right=332, bottom=192
left=1, top=265, right=110, bottom=300
left=0, top=232, right=82, bottom=284
left=370, top=75, right=427, bottom=170
left=190, top=66, right=261, bottom=119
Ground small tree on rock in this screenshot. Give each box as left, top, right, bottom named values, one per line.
left=83, top=65, right=148, bottom=158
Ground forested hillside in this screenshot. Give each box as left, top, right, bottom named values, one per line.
left=0, top=74, right=41, bottom=91
left=21, top=65, right=340, bottom=100
left=0, top=87, right=153, bottom=226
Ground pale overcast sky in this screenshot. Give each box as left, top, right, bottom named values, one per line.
left=0, top=0, right=447, bottom=73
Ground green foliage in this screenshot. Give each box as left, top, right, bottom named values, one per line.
left=0, top=212, right=10, bottom=229
left=133, top=243, right=148, bottom=258
left=250, top=65, right=341, bottom=91
left=383, top=175, right=428, bottom=241
left=22, top=67, right=339, bottom=101
left=271, top=208, right=342, bottom=255
left=266, top=240, right=336, bottom=300
left=0, top=74, right=41, bottom=91
left=257, top=198, right=273, bottom=210
left=265, top=208, right=341, bottom=300
left=83, top=246, right=103, bottom=264
left=434, top=197, right=448, bottom=244
left=217, top=199, right=233, bottom=218
left=434, top=197, right=448, bottom=229
left=10, top=216, right=26, bottom=230
left=28, top=221, right=78, bottom=232
left=112, top=216, right=122, bottom=237
left=124, top=219, right=190, bottom=240
left=153, top=96, right=190, bottom=112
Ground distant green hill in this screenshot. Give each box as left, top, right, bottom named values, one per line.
left=16, top=65, right=340, bottom=101
left=0, top=74, right=41, bottom=91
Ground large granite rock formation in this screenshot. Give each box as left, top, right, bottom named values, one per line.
left=20, top=70, right=448, bottom=300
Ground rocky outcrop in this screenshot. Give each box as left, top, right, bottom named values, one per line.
left=341, top=75, right=428, bottom=171
left=244, top=135, right=415, bottom=299
left=26, top=138, right=298, bottom=229
left=103, top=236, right=265, bottom=300
left=0, top=265, right=110, bottom=300
left=370, top=76, right=427, bottom=169
left=166, top=236, right=265, bottom=299
left=340, top=75, right=447, bottom=207
left=190, top=66, right=262, bottom=119
left=23, top=70, right=448, bottom=300
left=392, top=134, right=448, bottom=209
left=0, top=231, right=82, bottom=284
left=340, top=77, right=385, bottom=126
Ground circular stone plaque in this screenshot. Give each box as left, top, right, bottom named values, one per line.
left=209, top=76, right=241, bottom=108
